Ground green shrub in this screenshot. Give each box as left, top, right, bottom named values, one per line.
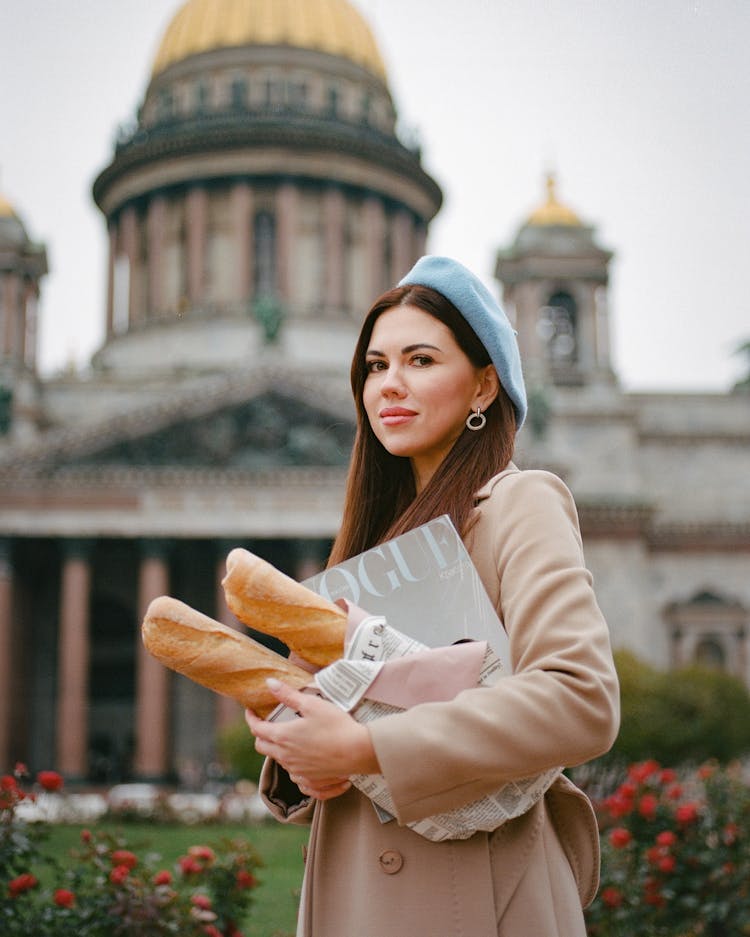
left=217, top=721, right=266, bottom=786
left=609, top=650, right=750, bottom=766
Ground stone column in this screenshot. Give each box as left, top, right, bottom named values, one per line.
left=413, top=221, right=427, bottom=261
left=362, top=195, right=386, bottom=300
left=230, top=182, right=253, bottom=304
left=323, top=186, right=346, bottom=312
left=186, top=186, right=208, bottom=306
left=276, top=181, right=298, bottom=306
left=133, top=540, right=171, bottom=779
left=146, top=195, right=167, bottom=318
left=391, top=210, right=413, bottom=281
left=105, top=220, right=117, bottom=339
left=214, top=543, right=242, bottom=732
left=56, top=539, right=93, bottom=780
left=2, top=273, right=19, bottom=358
left=0, top=540, right=14, bottom=771
left=120, top=206, right=140, bottom=328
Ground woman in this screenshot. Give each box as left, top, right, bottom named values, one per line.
left=246, top=256, right=620, bottom=937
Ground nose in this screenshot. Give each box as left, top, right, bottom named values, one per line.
left=379, top=363, right=407, bottom=397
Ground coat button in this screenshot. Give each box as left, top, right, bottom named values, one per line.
left=378, top=849, right=404, bottom=874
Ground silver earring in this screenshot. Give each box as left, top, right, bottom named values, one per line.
left=466, top=407, right=486, bottom=431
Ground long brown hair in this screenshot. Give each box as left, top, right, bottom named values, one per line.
left=328, top=285, right=517, bottom=565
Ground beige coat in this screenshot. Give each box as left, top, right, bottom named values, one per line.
left=261, top=466, right=620, bottom=937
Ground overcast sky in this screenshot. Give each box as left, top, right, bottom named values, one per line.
left=2, top=0, right=748, bottom=390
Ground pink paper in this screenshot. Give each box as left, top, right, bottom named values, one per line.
left=366, top=642, right=488, bottom=708
left=336, top=597, right=488, bottom=709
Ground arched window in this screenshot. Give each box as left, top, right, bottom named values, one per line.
left=254, top=211, right=277, bottom=297
left=665, top=590, right=748, bottom=682
left=231, top=76, right=247, bottom=109
left=694, top=638, right=726, bottom=670
left=326, top=86, right=339, bottom=118
left=538, top=290, right=578, bottom=364
left=195, top=80, right=210, bottom=114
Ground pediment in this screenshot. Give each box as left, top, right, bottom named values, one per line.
left=71, top=389, right=354, bottom=470
left=0, top=369, right=356, bottom=480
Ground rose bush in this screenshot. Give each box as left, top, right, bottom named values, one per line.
left=584, top=759, right=750, bottom=936
left=1, top=765, right=262, bottom=937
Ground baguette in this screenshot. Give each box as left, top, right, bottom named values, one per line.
left=142, top=595, right=311, bottom=718
left=222, top=548, right=347, bottom=666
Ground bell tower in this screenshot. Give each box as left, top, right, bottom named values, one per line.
left=0, top=191, right=48, bottom=440
left=495, top=174, right=615, bottom=389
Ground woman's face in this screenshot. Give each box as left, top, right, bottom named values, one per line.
left=362, top=304, right=496, bottom=491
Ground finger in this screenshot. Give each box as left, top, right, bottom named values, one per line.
left=265, top=677, right=317, bottom=714
left=304, top=780, right=352, bottom=801
left=244, top=709, right=264, bottom=734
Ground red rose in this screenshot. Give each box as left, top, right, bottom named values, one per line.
left=8, top=873, right=39, bottom=897
left=80, top=829, right=92, bottom=843
left=109, top=864, right=130, bottom=885
left=666, top=783, right=683, bottom=801
left=37, top=770, right=64, bottom=792
left=111, top=850, right=138, bottom=869
left=646, top=845, right=663, bottom=865
left=723, top=823, right=739, bottom=845
left=638, top=793, right=658, bottom=820
left=697, top=763, right=716, bottom=780
left=179, top=855, right=204, bottom=875
left=656, top=830, right=677, bottom=847
left=659, top=768, right=677, bottom=784
left=609, top=827, right=632, bottom=848
left=658, top=855, right=676, bottom=873
left=192, top=894, right=212, bottom=910
left=675, top=802, right=700, bottom=825
left=628, top=760, right=660, bottom=784
left=188, top=845, right=216, bottom=863
left=600, top=886, right=623, bottom=908
left=13, top=762, right=29, bottom=779
left=153, top=870, right=172, bottom=885
left=54, top=888, right=76, bottom=908
left=203, top=926, right=223, bottom=937
left=235, top=869, right=258, bottom=889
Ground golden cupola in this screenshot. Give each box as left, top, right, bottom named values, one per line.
left=151, top=0, right=388, bottom=81
left=526, top=173, right=582, bottom=227
left=91, top=0, right=441, bottom=377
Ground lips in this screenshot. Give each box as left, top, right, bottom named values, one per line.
left=379, top=406, right=417, bottom=425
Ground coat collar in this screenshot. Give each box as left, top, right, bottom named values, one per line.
left=475, top=461, right=519, bottom=503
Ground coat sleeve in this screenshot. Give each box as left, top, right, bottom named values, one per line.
left=367, top=470, right=620, bottom=826
left=258, top=757, right=315, bottom=825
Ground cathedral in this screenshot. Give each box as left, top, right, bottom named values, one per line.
left=1, top=0, right=748, bottom=784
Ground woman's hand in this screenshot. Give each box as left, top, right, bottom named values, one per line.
left=245, top=678, right=381, bottom=801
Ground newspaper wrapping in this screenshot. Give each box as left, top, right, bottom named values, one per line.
left=309, top=615, right=562, bottom=842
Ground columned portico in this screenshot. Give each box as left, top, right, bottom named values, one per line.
left=56, top=539, right=93, bottom=779
left=134, top=539, right=172, bottom=779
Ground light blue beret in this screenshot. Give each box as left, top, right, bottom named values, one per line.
left=399, top=255, right=527, bottom=429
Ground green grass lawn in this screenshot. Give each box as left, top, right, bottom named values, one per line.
left=44, top=821, right=308, bottom=937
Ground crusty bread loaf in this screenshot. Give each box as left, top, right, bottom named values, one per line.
left=222, top=548, right=347, bottom=666
left=142, top=595, right=311, bottom=717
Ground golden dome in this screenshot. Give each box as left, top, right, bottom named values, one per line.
left=151, top=0, right=387, bottom=81
left=526, top=173, right=582, bottom=227
left=0, top=193, right=17, bottom=217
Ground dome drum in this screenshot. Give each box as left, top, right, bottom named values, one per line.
left=142, top=42, right=396, bottom=137
left=97, top=170, right=429, bottom=354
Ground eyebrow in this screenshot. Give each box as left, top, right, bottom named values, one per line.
left=365, top=343, right=442, bottom=357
